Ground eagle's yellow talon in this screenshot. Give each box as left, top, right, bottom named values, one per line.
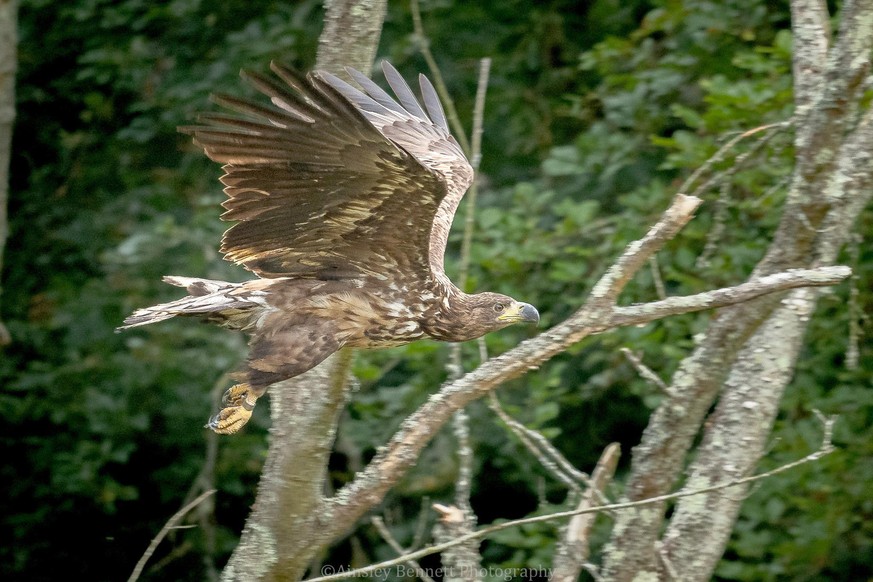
left=207, top=406, right=253, bottom=434
left=209, top=384, right=258, bottom=434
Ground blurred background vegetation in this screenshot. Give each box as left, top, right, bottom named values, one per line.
left=3, top=0, right=871, bottom=580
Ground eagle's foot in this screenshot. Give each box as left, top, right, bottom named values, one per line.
left=207, top=383, right=258, bottom=435
left=221, top=382, right=252, bottom=407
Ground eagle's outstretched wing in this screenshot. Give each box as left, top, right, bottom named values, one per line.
left=183, top=61, right=473, bottom=285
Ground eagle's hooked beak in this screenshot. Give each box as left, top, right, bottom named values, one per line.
left=498, top=301, right=540, bottom=325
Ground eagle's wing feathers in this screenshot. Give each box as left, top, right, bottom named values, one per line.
left=322, top=62, right=474, bottom=278
left=381, top=62, right=431, bottom=122
left=184, top=61, right=470, bottom=282
left=418, top=73, right=450, bottom=132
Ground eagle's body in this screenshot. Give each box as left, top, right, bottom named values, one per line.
left=121, top=62, right=538, bottom=433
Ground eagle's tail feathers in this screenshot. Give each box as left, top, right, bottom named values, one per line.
left=118, top=277, right=255, bottom=331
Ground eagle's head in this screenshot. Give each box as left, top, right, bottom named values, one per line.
left=448, top=291, right=539, bottom=341
left=421, top=291, right=539, bottom=342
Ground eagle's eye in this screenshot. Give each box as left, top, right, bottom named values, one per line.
left=493, top=303, right=505, bottom=313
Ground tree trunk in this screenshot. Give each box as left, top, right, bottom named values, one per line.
left=220, top=1, right=387, bottom=580
left=0, top=0, right=18, bottom=346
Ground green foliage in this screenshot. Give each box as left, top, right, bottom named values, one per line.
left=3, top=0, right=872, bottom=580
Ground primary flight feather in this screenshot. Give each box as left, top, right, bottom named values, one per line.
left=120, top=61, right=539, bottom=434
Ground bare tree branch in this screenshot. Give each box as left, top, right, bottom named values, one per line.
left=128, top=489, right=217, bottom=582
left=305, top=416, right=835, bottom=582
left=370, top=516, right=436, bottom=582
left=608, top=266, right=850, bottom=327
left=489, top=392, right=587, bottom=493
left=551, top=443, right=620, bottom=582
left=620, top=348, right=669, bottom=394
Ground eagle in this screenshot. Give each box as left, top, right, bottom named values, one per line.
left=120, top=61, right=539, bottom=434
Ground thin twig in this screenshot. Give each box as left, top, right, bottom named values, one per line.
left=588, top=195, right=701, bottom=304
left=649, top=255, right=667, bottom=300
left=488, top=392, right=587, bottom=492
left=440, top=57, right=491, bottom=580
left=696, top=180, right=733, bottom=269
left=410, top=496, right=431, bottom=551
left=469, top=58, right=490, bottom=171
left=458, top=58, right=491, bottom=291
left=370, top=516, right=437, bottom=582
left=695, top=123, right=788, bottom=269
left=476, top=337, right=488, bottom=362
left=127, top=489, right=217, bottom=582
left=846, top=233, right=863, bottom=370
left=678, top=121, right=791, bottom=197
left=410, top=0, right=471, bottom=155
left=306, top=415, right=836, bottom=582
left=620, top=348, right=670, bottom=394
left=689, top=122, right=788, bottom=201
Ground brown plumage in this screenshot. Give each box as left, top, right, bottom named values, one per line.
left=119, top=61, right=539, bottom=434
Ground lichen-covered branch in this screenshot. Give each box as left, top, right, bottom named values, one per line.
left=550, top=443, right=620, bottom=582
left=659, top=288, right=819, bottom=577
left=607, top=266, right=850, bottom=326
left=317, top=0, right=387, bottom=78
left=790, top=0, right=830, bottom=122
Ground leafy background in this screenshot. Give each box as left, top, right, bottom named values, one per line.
left=3, top=0, right=871, bottom=580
